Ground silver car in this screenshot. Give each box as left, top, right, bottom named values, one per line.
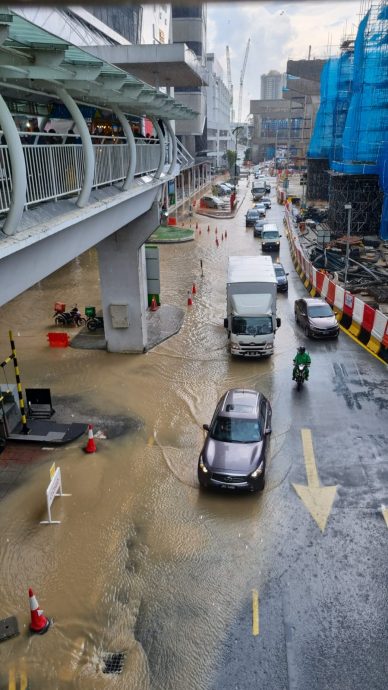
left=294, top=297, right=339, bottom=338
left=198, top=389, right=272, bottom=492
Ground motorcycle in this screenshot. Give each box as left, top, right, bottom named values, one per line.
left=86, top=315, right=104, bottom=332
left=54, top=305, right=86, bottom=327
left=295, top=363, right=309, bottom=391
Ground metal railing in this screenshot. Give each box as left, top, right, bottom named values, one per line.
left=176, top=139, right=194, bottom=171
left=0, top=133, right=164, bottom=213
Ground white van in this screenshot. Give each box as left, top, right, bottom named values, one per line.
left=261, top=223, right=282, bottom=252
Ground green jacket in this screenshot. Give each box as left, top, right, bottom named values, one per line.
left=294, top=351, right=311, bottom=366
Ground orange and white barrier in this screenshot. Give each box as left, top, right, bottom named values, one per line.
left=284, top=204, right=388, bottom=363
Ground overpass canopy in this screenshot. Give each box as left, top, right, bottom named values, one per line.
left=0, top=10, right=197, bottom=120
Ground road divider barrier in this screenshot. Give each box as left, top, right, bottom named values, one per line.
left=284, top=205, right=388, bottom=363
left=47, top=332, right=70, bottom=348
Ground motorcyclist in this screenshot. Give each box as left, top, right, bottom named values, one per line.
left=293, top=346, right=311, bottom=380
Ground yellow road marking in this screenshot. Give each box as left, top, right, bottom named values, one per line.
left=252, top=590, right=259, bottom=636
left=20, top=671, right=28, bottom=690
left=292, top=429, right=338, bottom=533
left=8, top=667, right=16, bottom=690
left=301, top=429, right=319, bottom=488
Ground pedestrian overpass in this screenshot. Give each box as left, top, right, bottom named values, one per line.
left=0, top=10, right=210, bottom=352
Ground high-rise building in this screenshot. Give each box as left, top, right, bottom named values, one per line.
left=261, top=71, right=285, bottom=100
left=206, top=54, right=232, bottom=167
left=172, top=5, right=208, bottom=158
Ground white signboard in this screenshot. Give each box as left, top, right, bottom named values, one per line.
left=40, top=467, right=71, bottom=525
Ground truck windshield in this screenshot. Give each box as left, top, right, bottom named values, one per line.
left=232, top=316, right=273, bottom=336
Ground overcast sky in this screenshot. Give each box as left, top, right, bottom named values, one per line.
left=207, top=1, right=362, bottom=120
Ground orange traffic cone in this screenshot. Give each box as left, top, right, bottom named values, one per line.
left=215, top=227, right=218, bottom=234
left=221, top=233, right=224, bottom=241
left=207, top=225, right=210, bottom=233
left=199, top=228, right=202, bottom=235
left=29, top=588, right=51, bottom=635
left=196, top=222, right=198, bottom=230
left=150, top=296, right=158, bottom=312
left=216, top=238, right=219, bottom=247
left=192, top=283, right=197, bottom=295
left=84, top=425, right=97, bottom=454
left=225, top=230, right=228, bottom=238
left=187, top=291, right=193, bottom=306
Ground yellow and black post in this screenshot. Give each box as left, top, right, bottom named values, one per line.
left=8, top=330, right=29, bottom=434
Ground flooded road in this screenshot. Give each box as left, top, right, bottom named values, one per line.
left=0, top=181, right=387, bottom=690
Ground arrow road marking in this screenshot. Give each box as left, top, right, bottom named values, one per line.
left=292, top=428, right=338, bottom=533
left=252, top=590, right=259, bottom=636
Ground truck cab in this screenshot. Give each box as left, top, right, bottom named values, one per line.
left=224, top=256, right=281, bottom=358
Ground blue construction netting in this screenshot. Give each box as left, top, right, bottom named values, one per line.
left=308, top=49, right=354, bottom=162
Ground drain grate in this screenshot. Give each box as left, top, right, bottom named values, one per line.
left=0, top=616, right=19, bottom=643
left=103, top=652, right=125, bottom=674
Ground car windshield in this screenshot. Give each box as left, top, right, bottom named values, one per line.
left=248, top=210, right=260, bottom=217
left=274, top=266, right=285, bottom=276
left=263, top=231, right=278, bottom=239
left=232, top=316, right=273, bottom=336
left=211, top=417, right=262, bottom=443
left=308, top=304, right=334, bottom=318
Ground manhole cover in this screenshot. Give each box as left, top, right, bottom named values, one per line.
left=0, top=616, right=19, bottom=643
left=103, top=652, right=125, bottom=674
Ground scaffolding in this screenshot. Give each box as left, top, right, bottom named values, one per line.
left=306, top=158, right=330, bottom=201
left=327, top=171, right=383, bottom=236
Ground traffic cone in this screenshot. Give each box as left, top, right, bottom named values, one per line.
left=221, top=233, right=224, bottom=241
left=216, top=238, right=219, bottom=247
left=192, top=283, right=197, bottom=295
left=199, top=228, right=202, bottom=235
left=207, top=225, right=210, bottom=233
left=225, top=230, right=228, bottom=238
left=196, top=222, right=198, bottom=230
left=150, top=296, right=158, bottom=312
left=215, top=227, right=218, bottom=234
left=187, top=291, right=193, bottom=306
left=28, top=588, right=51, bottom=635
left=84, top=425, right=97, bottom=454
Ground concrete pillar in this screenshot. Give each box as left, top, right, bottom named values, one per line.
left=96, top=202, right=159, bottom=353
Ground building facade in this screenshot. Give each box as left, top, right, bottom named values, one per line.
left=206, top=53, right=232, bottom=168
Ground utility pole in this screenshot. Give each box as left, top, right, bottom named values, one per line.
left=344, top=203, right=352, bottom=291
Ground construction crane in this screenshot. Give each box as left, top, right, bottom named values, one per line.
left=226, top=45, right=234, bottom=122
left=238, top=38, right=250, bottom=124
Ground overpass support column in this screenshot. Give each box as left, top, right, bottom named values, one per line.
left=96, top=202, right=159, bottom=353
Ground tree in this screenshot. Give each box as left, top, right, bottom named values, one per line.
left=226, top=149, right=237, bottom=171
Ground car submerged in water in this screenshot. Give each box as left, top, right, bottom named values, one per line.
left=198, top=388, right=272, bottom=492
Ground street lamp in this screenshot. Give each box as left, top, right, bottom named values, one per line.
left=344, top=203, right=352, bottom=291
left=232, top=125, right=243, bottom=187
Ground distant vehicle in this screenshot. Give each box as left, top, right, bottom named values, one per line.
left=261, top=197, right=271, bottom=209
left=213, top=184, right=230, bottom=196
left=261, top=224, right=282, bottom=252
left=221, top=182, right=234, bottom=192
left=201, top=195, right=224, bottom=209
left=253, top=203, right=266, bottom=218
left=273, top=262, right=289, bottom=292
left=253, top=219, right=266, bottom=237
left=294, top=297, right=339, bottom=338
left=198, top=388, right=272, bottom=492
left=251, top=180, right=266, bottom=201
left=246, top=209, right=261, bottom=226
left=265, top=183, right=271, bottom=193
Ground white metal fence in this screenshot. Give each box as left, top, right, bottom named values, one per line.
left=0, top=134, right=163, bottom=213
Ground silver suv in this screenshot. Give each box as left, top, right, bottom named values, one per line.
left=198, top=389, right=272, bottom=492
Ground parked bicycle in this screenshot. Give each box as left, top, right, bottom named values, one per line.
left=53, top=303, right=86, bottom=327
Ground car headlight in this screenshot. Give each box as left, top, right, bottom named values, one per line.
left=199, top=457, right=208, bottom=473
left=251, top=462, right=264, bottom=478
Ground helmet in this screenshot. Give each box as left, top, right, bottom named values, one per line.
left=298, top=346, right=305, bottom=354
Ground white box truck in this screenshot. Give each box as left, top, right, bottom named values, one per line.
left=251, top=178, right=266, bottom=201
left=224, top=256, right=281, bottom=357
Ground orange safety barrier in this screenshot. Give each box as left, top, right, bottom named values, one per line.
left=167, top=217, right=177, bottom=226
left=47, top=332, right=70, bottom=348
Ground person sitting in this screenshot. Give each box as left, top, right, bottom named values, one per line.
left=293, top=346, right=311, bottom=380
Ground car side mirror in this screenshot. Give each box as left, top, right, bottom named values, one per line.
left=286, top=272, right=289, bottom=276
left=276, top=317, right=281, bottom=328
left=203, top=424, right=209, bottom=431
left=223, top=317, right=228, bottom=329
left=279, top=235, right=282, bottom=238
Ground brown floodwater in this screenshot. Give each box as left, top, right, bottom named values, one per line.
left=0, top=186, right=297, bottom=688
